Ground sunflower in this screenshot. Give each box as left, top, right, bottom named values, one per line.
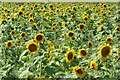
left=90, top=60, right=98, bottom=70
left=78, top=24, right=85, bottom=31
left=49, top=3, right=54, bottom=9
left=67, top=31, right=75, bottom=38
left=26, top=11, right=30, bottom=17
left=32, top=23, right=37, bottom=28
left=99, top=9, right=104, bottom=14
left=72, top=6, right=77, bottom=10
left=20, top=32, right=27, bottom=38
left=116, top=50, right=120, bottom=56
left=18, top=10, right=23, bottom=16
left=65, top=48, right=75, bottom=63
left=26, top=41, right=39, bottom=54
left=115, top=26, right=120, bottom=32
left=10, top=30, right=16, bottom=36
left=62, top=21, right=66, bottom=28
left=98, top=43, right=112, bottom=60
left=106, top=37, right=112, bottom=43
left=51, top=26, right=56, bottom=31
left=29, top=13, right=33, bottom=18
left=6, top=40, right=13, bottom=48
left=73, top=66, right=87, bottom=78
left=52, top=22, right=57, bottom=27
left=108, top=11, right=112, bottom=15
left=29, top=17, right=34, bottom=23
left=83, top=16, right=88, bottom=22
left=34, top=33, right=44, bottom=43
left=78, top=48, right=88, bottom=58
left=11, top=17, right=16, bottom=22
left=40, top=6, right=45, bottom=11
left=88, top=41, right=93, bottom=48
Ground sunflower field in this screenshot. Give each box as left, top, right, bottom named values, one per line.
left=0, top=2, right=120, bottom=80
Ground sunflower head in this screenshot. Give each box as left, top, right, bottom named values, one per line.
left=78, top=48, right=88, bottom=58
left=18, top=10, right=23, bottom=16
left=52, top=22, right=57, bottom=27
left=51, top=26, right=56, bottom=31
left=88, top=41, right=93, bottom=48
left=106, top=37, right=112, bottom=43
left=26, top=41, right=39, bottom=54
left=90, top=60, right=98, bottom=70
left=73, top=66, right=87, bottom=78
left=20, top=32, right=27, bottom=38
left=98, top=43, right=112, bottom=60
left=84, top=16, right=88, bottom=22
left=6, top=40, right=13, bottom=48
left=78, top=24, right=85, bottom=31
left=115, top=26, right=120, bottom=32
left=29, top=17, right=34, bottom=23
left=49, top=3, right=54, bottom=9
left=34, top=33, right=44, bottom=43
left=29, top=13, right=33, bottom=18
left=66, top=49, right=75, bottom=63
left=10, top=30, right=16, bottom=36
left=67, top=31, right=75, bottom=38
left=108, top=11, right=112, bottom=15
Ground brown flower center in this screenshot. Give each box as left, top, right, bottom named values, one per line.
left=81, top=50, right=87, bottom=56
left=107, top=38, right=112, bottom=42
left=88, top=42, right=92, bottom=48
left=36, top=35, right=43, bottom=41
left=68, top=52, right=73, bottom=60
left=68, top=32, right=74, bottom=37
left=8, top=42, right=12, bottom=47
left=19, top=11, right=22, bottom=15
left=21, top=33, right=25, bottom=37
left=116, top=28, right=120, bottom=31
left=101, top=46, right=110, bottom=57
left=12, top=31, right=15, bottom=35
left=79, top=24, right=85, bottom=30
left=28, top=44, right=37, bottom=52
left=76, top=68, right=83, bottom=74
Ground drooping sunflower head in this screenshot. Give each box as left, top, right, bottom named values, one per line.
left=66, top=49, right=75, bottom=63
left=20, top=32, right=27, bottom=38
left=34, top=33, right=44, bottom=43
left=26, top=41, right=39, bottom=54
left=106, top=37, right=112, bottom=43
left=78, top=48, right=88, bottom=58
left=90, top=60, right=98, bottom=70
left=98, top=43, right=112, bottom=60
left=73, top=66, right=87, bottom=78
left=10, top=30, right=16, bottom=36
left=67, top=31, right=75, bottom=38
left=6, top=40, right=13, bottom=48
left=78, top=24, right=85, bottom=31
